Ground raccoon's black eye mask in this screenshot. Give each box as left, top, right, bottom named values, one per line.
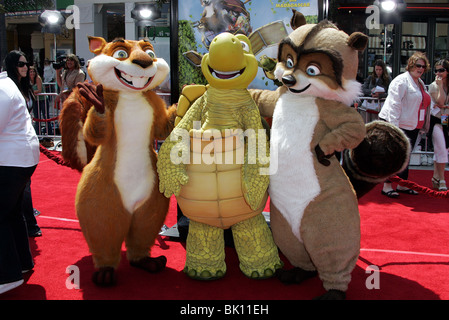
left=278, top=38, right=343, bottom=87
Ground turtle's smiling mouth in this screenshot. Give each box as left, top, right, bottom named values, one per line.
left=115, top=68, right=153, bottom=90
left=209, top=66, right=245, bottom=80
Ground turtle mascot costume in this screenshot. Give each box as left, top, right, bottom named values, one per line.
left=157, top=32, right=282, bottom=280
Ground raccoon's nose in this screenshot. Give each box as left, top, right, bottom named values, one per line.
left=132, top=59, right=153, bottom=69
left=282, top=74, right=297, bottom=87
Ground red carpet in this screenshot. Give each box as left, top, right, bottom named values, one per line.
left=2, top=152, right=449, bottom=301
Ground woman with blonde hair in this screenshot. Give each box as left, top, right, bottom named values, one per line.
left=428, top=59, right=449, bottom=191
left=379, top=52, right=431, bottom=197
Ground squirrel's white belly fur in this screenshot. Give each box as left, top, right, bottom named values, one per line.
left=114, top=93, right=155, bottom=213
left=269, top=94, right=321, bottom=242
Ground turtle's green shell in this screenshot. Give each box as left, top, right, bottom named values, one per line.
left=177, top=132, right=267, bottom=229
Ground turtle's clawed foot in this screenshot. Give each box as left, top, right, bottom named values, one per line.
left=248, top=263, right=283, bottom=279
left=183, top=266, right=225, bottom=280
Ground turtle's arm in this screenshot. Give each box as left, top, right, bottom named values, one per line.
left=157, top=96, right=204, bottom=198
left=175, top=84, right=207, bottom=126
left=241, top=102, right=270, bottom=210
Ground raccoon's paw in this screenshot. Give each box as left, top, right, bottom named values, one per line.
left=313, top=289, right=346, bottom=300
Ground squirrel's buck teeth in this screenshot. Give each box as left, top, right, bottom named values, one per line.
left=120, top=71, right=149, bottom=88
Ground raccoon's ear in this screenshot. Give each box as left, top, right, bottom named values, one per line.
left=348, top=32, right=368, bottom=51
left=290, top=9, right=307, bottom=30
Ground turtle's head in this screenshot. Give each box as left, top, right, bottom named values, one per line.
left=201, top=32, right=258, bottom=89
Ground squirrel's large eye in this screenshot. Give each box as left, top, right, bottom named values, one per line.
left=286, top=57, right=294, bottom=69
left=145, top=49, right=156, bottom=58
left=306, top=65, right=321, bottom=76
left=113, top=49, right=128, bottom=59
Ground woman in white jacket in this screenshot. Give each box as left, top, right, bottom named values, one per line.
left=0, top=51, right=40, bottom=294
left=379, top=52, right=431, bottom=197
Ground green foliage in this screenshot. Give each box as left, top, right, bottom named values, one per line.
left=3, top=0, right=54, bottom=12
left=305, top=15, right=318, bottom=24
left=152, top=0, right=169, bottom=9
left=178, top=20, right=207, bottom=93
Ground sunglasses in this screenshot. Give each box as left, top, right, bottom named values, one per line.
left=16, top=61, right=29, bottom=67
left=435, top=68, right=447, bottom=73
left=415, top=63, right=426, bottom=69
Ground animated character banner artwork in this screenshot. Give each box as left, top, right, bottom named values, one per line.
left=178, top=0, right=318, bottom=91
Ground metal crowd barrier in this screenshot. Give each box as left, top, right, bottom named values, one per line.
left=356, top=96, right=436, bottom=166
left=33, top=88, right=172, bottom=152
left=32, top=91, right=61, bottom=150
left=356, top=97, right=385, bottom=123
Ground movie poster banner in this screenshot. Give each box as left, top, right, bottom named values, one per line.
left=177, top=0, right=319, bottom=91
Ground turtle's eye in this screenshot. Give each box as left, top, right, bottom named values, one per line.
left=241, top=41, right=250, bottom=53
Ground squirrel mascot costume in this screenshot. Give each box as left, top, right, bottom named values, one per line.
left=59, top=37, right=176, bottom=286
left=250, top=10, right=410, bottom=299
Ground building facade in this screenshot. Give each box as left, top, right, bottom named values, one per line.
left=4, top=0, right=449, bottom=99
left=330, top=0, right=449, bottom=83
left=4, top=0, right=76, bottom=70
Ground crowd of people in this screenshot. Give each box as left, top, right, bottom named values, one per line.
left=359, top=54, right=449, bottom=197
left=1, top=46, right=448, bottom=294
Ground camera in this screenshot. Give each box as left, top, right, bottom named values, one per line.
left=52, top=55, right=67, bottom=70
left=52, top=55, right=85, bottom=69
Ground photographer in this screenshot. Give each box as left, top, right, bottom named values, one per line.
left=55, top=54, right=85, bottom=109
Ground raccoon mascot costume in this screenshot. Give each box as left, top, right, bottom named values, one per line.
left=250, top=10, right=409, bottom=299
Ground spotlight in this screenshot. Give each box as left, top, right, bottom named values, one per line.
left=47, top=15, right=60, bottom=24
left=380, top=0, right=397, bottom=12
left=139, top=9, right=153, bottom=19
left=131, top=4, right=161, bottom=22
left=373, top=0, right=406, bottom=24
left=39, top=10, right=65, bottom=34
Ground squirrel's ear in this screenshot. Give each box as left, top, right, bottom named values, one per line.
left=290, top=9, right=307, bottom=30
left=88, top=36, right=107, bottom=55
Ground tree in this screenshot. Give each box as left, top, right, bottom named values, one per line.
left=178, top=20, right=207, bottom=93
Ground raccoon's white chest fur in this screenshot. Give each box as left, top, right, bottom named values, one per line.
left=269, top=94, right=321, bottom=242
left=114, top=92, right=155, bottom=213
